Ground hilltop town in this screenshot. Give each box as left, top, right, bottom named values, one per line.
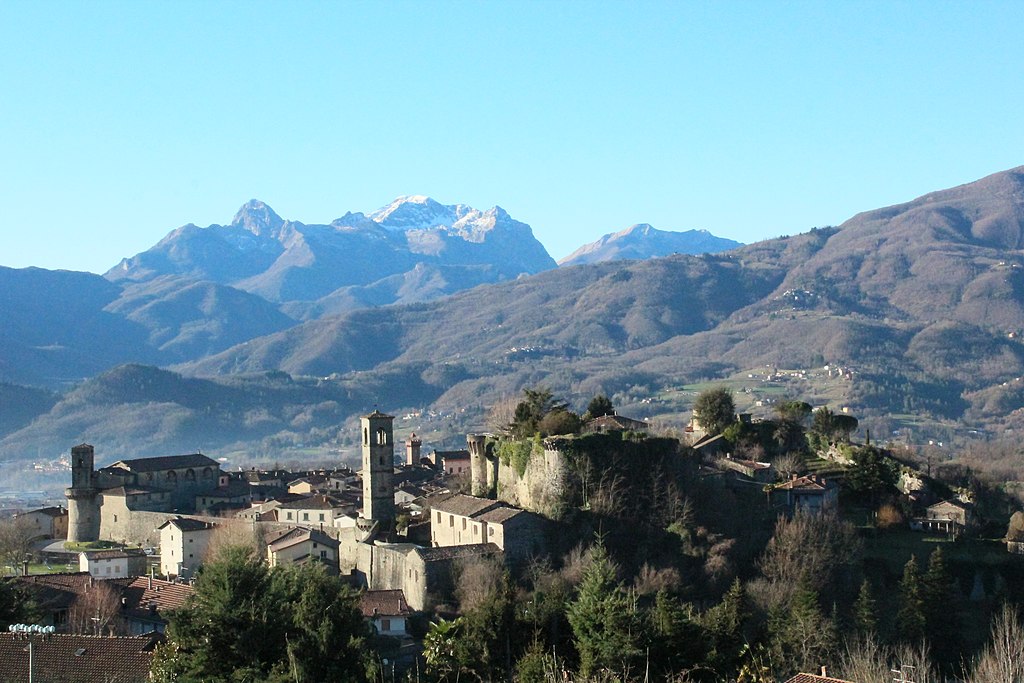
left=3, top=388, right=1024, bottom=682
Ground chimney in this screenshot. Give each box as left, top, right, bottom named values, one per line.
left=821, top=666, right=827, bottom=677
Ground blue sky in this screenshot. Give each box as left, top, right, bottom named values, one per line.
left=2, top=0, right=1023, bottom=274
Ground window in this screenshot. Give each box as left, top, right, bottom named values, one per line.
left=489, top=528, right=494, bottom=536
left=188, top=538, right=193, bottom=543
left=303, top=513, right=310, bottom=521
left=313, top=542, right=318, bottom=548
left=461, top=518, right=466, bottom=530
left=448, top=515, right=453, bottom=527
left=113, top=514, right=118, bottom=523
left=287, top=512, right=293, bottom=520
left=474, top=526, right=478, bottom=535
left=436, top=511, right=441, bottom=523
left=320, top=550, right=327, bottom=559
left=189, top=554, right=193, bottom=559
left=381, top=619, right=391, bottom=632
left=319, top=513, right=325, bottom=522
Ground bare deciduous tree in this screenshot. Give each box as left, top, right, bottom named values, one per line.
left=69, top=580, right=123, bottom=635
left=455, top=554, right=506, bottom=612
left=758, top=510, right=861, bottom=601
left=969, top=603, right=1024, bottom=683
left=0, top=516, right=36, bottom=574
left=206, top=520, right=262, bottom=564
left=485, top=395, right=519, bottom=435
left=839, top=635, right=938, bottom=683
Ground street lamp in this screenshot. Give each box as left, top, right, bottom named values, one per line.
left=8, top=623, right=56, bottom=683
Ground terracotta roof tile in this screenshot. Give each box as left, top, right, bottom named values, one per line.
left=111, top=453, right=219, bottom=473
left=0, top=633, right=158, bottom=683
left=360, top=589, right=412, bottom=617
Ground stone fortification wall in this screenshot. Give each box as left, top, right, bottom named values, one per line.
left=496, top=448, right=570, bottom=518
left=100, top=507, right=226, bottom=547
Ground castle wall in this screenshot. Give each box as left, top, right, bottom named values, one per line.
left=496, top=448, right=570, bottom=517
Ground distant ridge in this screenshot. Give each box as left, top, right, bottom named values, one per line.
left=558, top=224, right=741, bottom=266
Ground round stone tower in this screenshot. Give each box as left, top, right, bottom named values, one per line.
left=65, top=443, right=101, bottom=543
left=361, top=410, right=395, bottom=526
left=468, top=434, right=489, bottom=497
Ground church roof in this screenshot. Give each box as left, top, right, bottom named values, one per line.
left=363, top=409, right=394, bottom=420
left=111, top=453, right=219, bottom=472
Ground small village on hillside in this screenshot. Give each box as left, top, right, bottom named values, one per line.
left=3, top=390, right=1024, bottom=682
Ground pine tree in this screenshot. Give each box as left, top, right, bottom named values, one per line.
left=896, top=555, right=926, bottom=643
left=922, top=547, right=960, bottom=660
left=566, top=541, right=643, bottom=680
left=853, top=579, right=879, bottom=636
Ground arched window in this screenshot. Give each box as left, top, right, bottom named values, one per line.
left=376, top=428, right=388, bottom=445
left=202, top=467, right=212, bottom=479
left=185, top=469, right=196, bottom=482
left=166, top=470, right=177, bottom=484
left=363, top=428, right=368, bottom=445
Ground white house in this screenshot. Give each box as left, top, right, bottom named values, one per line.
left=359, top=589, right=413, bottom=637
left=79, top=548, right=147, bottom=578
left=158, top=517, right=217, bottom=579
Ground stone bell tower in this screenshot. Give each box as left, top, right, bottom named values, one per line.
left=65, top=443, right=101, bottom=542
left=361, top=410, right=395, bottom=525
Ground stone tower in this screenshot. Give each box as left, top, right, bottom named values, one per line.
left=405, top=433, right=422, bottom=466
left=468, top=434, right=497, bottom=497
left=65, top=443, right=101, bottom=543
left=361, top=410, right=395, bottom=525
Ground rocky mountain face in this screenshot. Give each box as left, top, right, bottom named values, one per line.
left=558, top=223, right=742, bottom=266
left=107, top=197, right=557, bottom=318
left=5, top=168, right=1024, bottom=462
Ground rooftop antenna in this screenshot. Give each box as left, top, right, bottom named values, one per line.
left=891, top=664, right=916, bottom=683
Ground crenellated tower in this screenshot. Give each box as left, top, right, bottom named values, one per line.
left=65, top=443, right=101, bottom=542
left=361, top=410, right=395, bottom=525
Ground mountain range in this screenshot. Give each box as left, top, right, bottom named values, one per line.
left=5, top=169, right=1024, bottom=464
left=558, top=224, right=741, bottom=266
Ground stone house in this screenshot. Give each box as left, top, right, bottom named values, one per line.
left=716, top=455, right=774, bottom=482
left=429, top=493, right=545, bottom=566
left=911, top=499, right=973, bottom=535
left=772, top=474, right=839, bottom=513
left=158, top=517, right=217, bottom=579
left=582, top=414, right=649, bottom=434
left=266, top=527, right=339, bottom=573
left=434, top=450, right=471, bottom=476
left=194, top=481, right=254, bottom=515
left=359, top=589, right=413, bottom=637
left=79, top=548, right=148, bottom=579
left=16, top=506, right=68, bottom=540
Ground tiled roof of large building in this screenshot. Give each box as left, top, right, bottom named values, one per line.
left=83, top=548, right=146, bottom=560
left=431, top=494, right=501, bottom=518
left=275, top=493, right=347, bottom=510
left=0, top=633, right=159, bottom=683
left=475, top=506, right=526, bottom=524
left=416, top=543, right=501, bottom=562
left=25, top=506, right=67, bottom=517
left=360, top=590, right=412, bottom=618
left=119, top=576, right=194, bottom=620
left=268, top=527, right=339, bottom=551
left=584, top=414, right=649, bottom=431
left=14, top=573, right=193, bottom=632
left=111, top=453, right=219, bottom=473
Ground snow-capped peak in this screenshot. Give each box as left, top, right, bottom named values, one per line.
left=231, top=200, right=284, bottom=237
left=368, top=195, right=457, bottom=230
